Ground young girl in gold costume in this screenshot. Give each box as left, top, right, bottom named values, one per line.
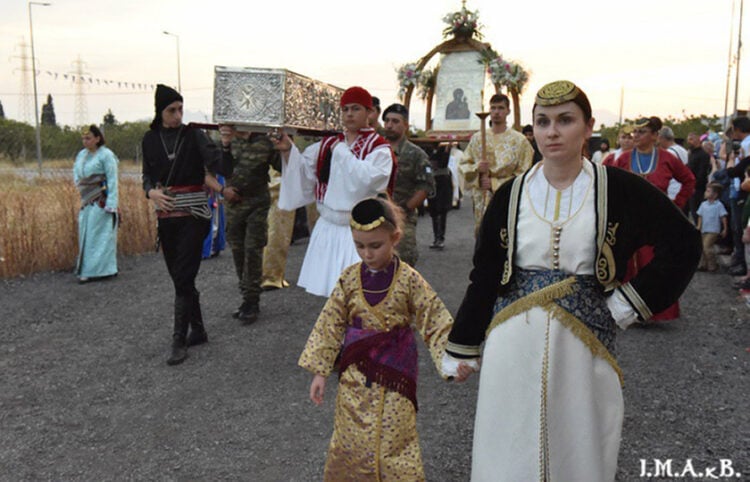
left=298, top=196, right=453, bottom=481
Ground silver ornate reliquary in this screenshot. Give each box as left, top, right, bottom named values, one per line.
left=213, top=66, right=343, bottom=134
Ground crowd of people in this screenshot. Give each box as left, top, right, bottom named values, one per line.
left=70, top=77, right=750, bottom=481
left=595, top=115, right=750, bottom=301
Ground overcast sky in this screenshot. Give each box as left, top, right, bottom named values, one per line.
left=0, top=0, right=745, bottom=130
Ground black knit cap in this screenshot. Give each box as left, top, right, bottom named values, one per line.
left=150, top=84, right=183, bottom=130
left=382, top=103, right=409, bottom=122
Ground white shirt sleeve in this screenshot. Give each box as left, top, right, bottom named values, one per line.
left=440, top=352, right=480, bottom=378
left=278, top=141, right=319, bottom=211
left=607, top=288, right=640, bottom=330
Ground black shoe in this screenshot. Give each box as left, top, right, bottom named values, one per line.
left=187, top=330, right=208, bottom=347
left=166, top=338, right=188, bottom=366
left=729, top=265, right=747, bottom=276
left=434, top=239, right=445, bottom=250
left=429, top=240, right=440, bottom=249
left=238, top=303, right=259, bottom=325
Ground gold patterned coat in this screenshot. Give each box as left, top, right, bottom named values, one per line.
left=298, top=261, right=453, bottom=481
left=459, top=128, right=533, bottom=233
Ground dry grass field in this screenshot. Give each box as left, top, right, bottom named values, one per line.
left=0, top=168, right=156, bottom=278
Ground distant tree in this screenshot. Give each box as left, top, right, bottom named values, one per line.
left=0, top=118, right=35, bottom=163
left=0, top=100, right=5, bottom=119
left=41, top=94, right=56, bottom=127
left=102, top=108, right=117, bottom=126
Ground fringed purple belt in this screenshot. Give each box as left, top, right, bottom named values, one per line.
left=339, top=323, right=419, bottom=411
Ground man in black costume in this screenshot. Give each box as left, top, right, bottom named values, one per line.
left=142, top=84, right=234, bottom=365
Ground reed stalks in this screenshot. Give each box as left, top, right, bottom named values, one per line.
left=0, top=171, right=157, bottom=278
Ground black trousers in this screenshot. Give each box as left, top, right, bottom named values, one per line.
left=158, top=216, right=210, bottom=338
left=430, top=211, right=447, bottom=242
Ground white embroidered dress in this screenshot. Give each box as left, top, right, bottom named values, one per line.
left=471, top=162, right=624, bottom=482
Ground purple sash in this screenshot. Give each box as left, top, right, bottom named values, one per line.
left=339, top=324, right=419, bottom=410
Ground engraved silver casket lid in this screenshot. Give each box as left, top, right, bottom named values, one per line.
left=213, top=66, right=343, bottom=134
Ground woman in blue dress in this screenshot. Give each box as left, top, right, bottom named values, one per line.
left=73, top=125, right=119, bottom=282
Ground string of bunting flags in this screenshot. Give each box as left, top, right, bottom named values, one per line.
left=39, top=70, right=156, bottom=91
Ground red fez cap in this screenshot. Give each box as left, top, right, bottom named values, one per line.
left=340, top=86, right=373, bottom=109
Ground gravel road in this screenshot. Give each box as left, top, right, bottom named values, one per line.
left=1, top=203, right=747, bottom=481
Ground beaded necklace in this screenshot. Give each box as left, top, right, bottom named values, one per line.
left=632, top=147, right=656, bottom=175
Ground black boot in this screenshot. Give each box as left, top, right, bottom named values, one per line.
left=167, top=335, right=188, bottom=366
left=167, top=296, right=189, bottom=366
left=430, top=216, right=441, bottom=249
left=187, top=291, right=208, bottom=347
left=434, top=213, right=446, bottom=250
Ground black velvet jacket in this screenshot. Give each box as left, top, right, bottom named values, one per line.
left=447, top=162, right=702, bottom=358
left=141, top=125, right=233, bottom=193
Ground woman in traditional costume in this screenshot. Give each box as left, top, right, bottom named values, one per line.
left=601, top=125, right=634, bottom=166
left=142, top=84, right=234, bottom=365
left=74, top=125, right=119, bottom=283
left=299, top=197, right=453, bottom=481
left=612, top=116, right=696, bottom=320
left=274, top=87, right=397, bottom=297
left=443, top=81, right=701, bottom=481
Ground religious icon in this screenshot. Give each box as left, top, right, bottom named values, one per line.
left=445, top=88, right=470, bottom=120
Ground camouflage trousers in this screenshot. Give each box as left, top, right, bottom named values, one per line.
left=397, top=210, right=419, bottom=267
left=225, top=193, right=270, bottom=305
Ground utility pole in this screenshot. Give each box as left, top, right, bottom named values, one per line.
left=724, top=0, right=737, bottom=129
left=163, top=31, right=182, bottom=92
left=733, top=0, right=744, bottom=118
left=28, top=1, right=51, bottom=175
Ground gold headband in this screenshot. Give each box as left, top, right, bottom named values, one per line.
left=350, top=216, right=386, bottom=232
left=81, top=128, right=92, bottom=136
left=534, top=80, right=580, bottom=107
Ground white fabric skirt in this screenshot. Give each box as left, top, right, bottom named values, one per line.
left=472, top=306, right=623, bottom=482
left=297, top=216, right=361, bottom=297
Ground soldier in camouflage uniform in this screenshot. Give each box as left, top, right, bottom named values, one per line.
left=382, top=103, right=434, bottom=267
left=219, top=128, right=281, bottom=324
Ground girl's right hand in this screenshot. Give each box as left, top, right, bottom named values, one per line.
left=310, top=374, right=326, bottom=405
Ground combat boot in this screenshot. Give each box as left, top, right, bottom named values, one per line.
left=238, top=302, right=259, bottom=325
